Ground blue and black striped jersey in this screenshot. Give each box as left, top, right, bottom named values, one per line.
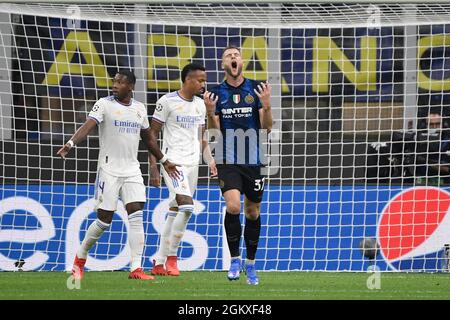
left=209, top=78, right=263, bottom=166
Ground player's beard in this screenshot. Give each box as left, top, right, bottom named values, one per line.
left=225, top=63, right=242, bottom=80
left=113, top=92, right=125, bottom=102
left=113, top=91, right=131, bottom=103
left=196, top=86, right=205, bottom=97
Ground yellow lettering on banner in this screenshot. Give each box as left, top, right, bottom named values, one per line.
left=313, top=36, right=377, bottom=93
left=241, top=36, right=289, bottom=93
left=147, top=34, right=196, bottom=90
left=417, top=35, right=450, bottom=91
left=42, top=31, right=111, bottom=87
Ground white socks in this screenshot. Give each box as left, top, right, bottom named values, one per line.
left=128, top=210, right=145, bottom=272
left=155, top=210, right=177, bottom=266
left=76, top=211, right=146, bottom=272
left=168, top=205, right=194, bottom=256
left=77, top=219, right=110, bottom=260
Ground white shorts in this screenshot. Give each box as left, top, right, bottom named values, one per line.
left=94, top=168, right=146, bottom=212
left=161, top=165, right=199, bottom=208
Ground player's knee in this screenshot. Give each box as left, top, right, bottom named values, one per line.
left=226, top=202, right=241, bottom=215
left=126, top=202, right=144, bottom=214
left=245, top=211, right=260, bottom=221
left=176, top=194, right=193, bottom=206
left=244, top=205, right=260, bottom=220
left=244, top=199, right=260, bottom=219
left=97, top=210, right=114, bottom=224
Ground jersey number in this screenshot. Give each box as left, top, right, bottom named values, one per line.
left=98, top=181, right=105, bottom=194
left=254, top=178, right=265, bottom=192
left=172, top=170, right=185, bottom=188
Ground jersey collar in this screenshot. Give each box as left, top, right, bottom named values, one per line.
left=224, top=77, right=246, bottom=89
left=114, top=97, right=132, bottom=107
left=176, top=91, right=194, bottom=102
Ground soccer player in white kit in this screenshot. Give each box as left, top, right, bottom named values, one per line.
left=148, top=63, right=217, bottom=276
left=57, top=70, right=178, bottom=281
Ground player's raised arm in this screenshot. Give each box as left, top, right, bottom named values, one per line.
left=204, top=90, right=220, bottom=130
left=255, top=81, right=273, bottom=133
left=141, top=120, right=180, bottom=179
left=56, top=118, right=97, bottom=160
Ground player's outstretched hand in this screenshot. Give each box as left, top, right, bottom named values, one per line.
left=163, top=160, right=180, bottom=179
left=203, top=90, right=218, bottom=116
left=56, top=143, right=72, bottom=160
left=209, top=159, right=218, bottom=178
left=149, top=165, right=161, bottom=187
left=254, top=81, right=271, bottom=109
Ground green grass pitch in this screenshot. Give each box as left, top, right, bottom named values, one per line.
left=1, top=271, right=449, bottom=300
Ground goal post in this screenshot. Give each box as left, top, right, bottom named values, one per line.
left=1, top=2, right=450, bottom=273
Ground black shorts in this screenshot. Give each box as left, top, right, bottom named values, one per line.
left=217, top=164, right=265, bottom=203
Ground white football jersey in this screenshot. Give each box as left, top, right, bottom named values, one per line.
left=88, top=96, right=149, bottom=177
left=153, top=92, right=206, bottom=166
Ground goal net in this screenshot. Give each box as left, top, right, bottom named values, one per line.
left=1, top=2, right=450, bottom=272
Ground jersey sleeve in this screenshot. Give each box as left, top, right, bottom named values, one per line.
left=152, top=96, right=169, bottom=124
left=142, top=106, right=150, bottom=130
left=88, top=99, right=105, bottom=124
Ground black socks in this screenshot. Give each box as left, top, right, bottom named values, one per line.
left=225, top=212, right=261, bottom=260
left=224, top=212, right=242, bottom=257
left=244, top=216, right=261, bottom=260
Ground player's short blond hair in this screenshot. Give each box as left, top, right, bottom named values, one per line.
left=222, top=45, right=241, bottom=59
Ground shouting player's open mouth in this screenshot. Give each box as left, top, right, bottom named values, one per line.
left=231, top=61, right=238, bottom=70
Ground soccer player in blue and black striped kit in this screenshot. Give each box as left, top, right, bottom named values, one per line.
left=204, top=46, right=273, bottom=285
